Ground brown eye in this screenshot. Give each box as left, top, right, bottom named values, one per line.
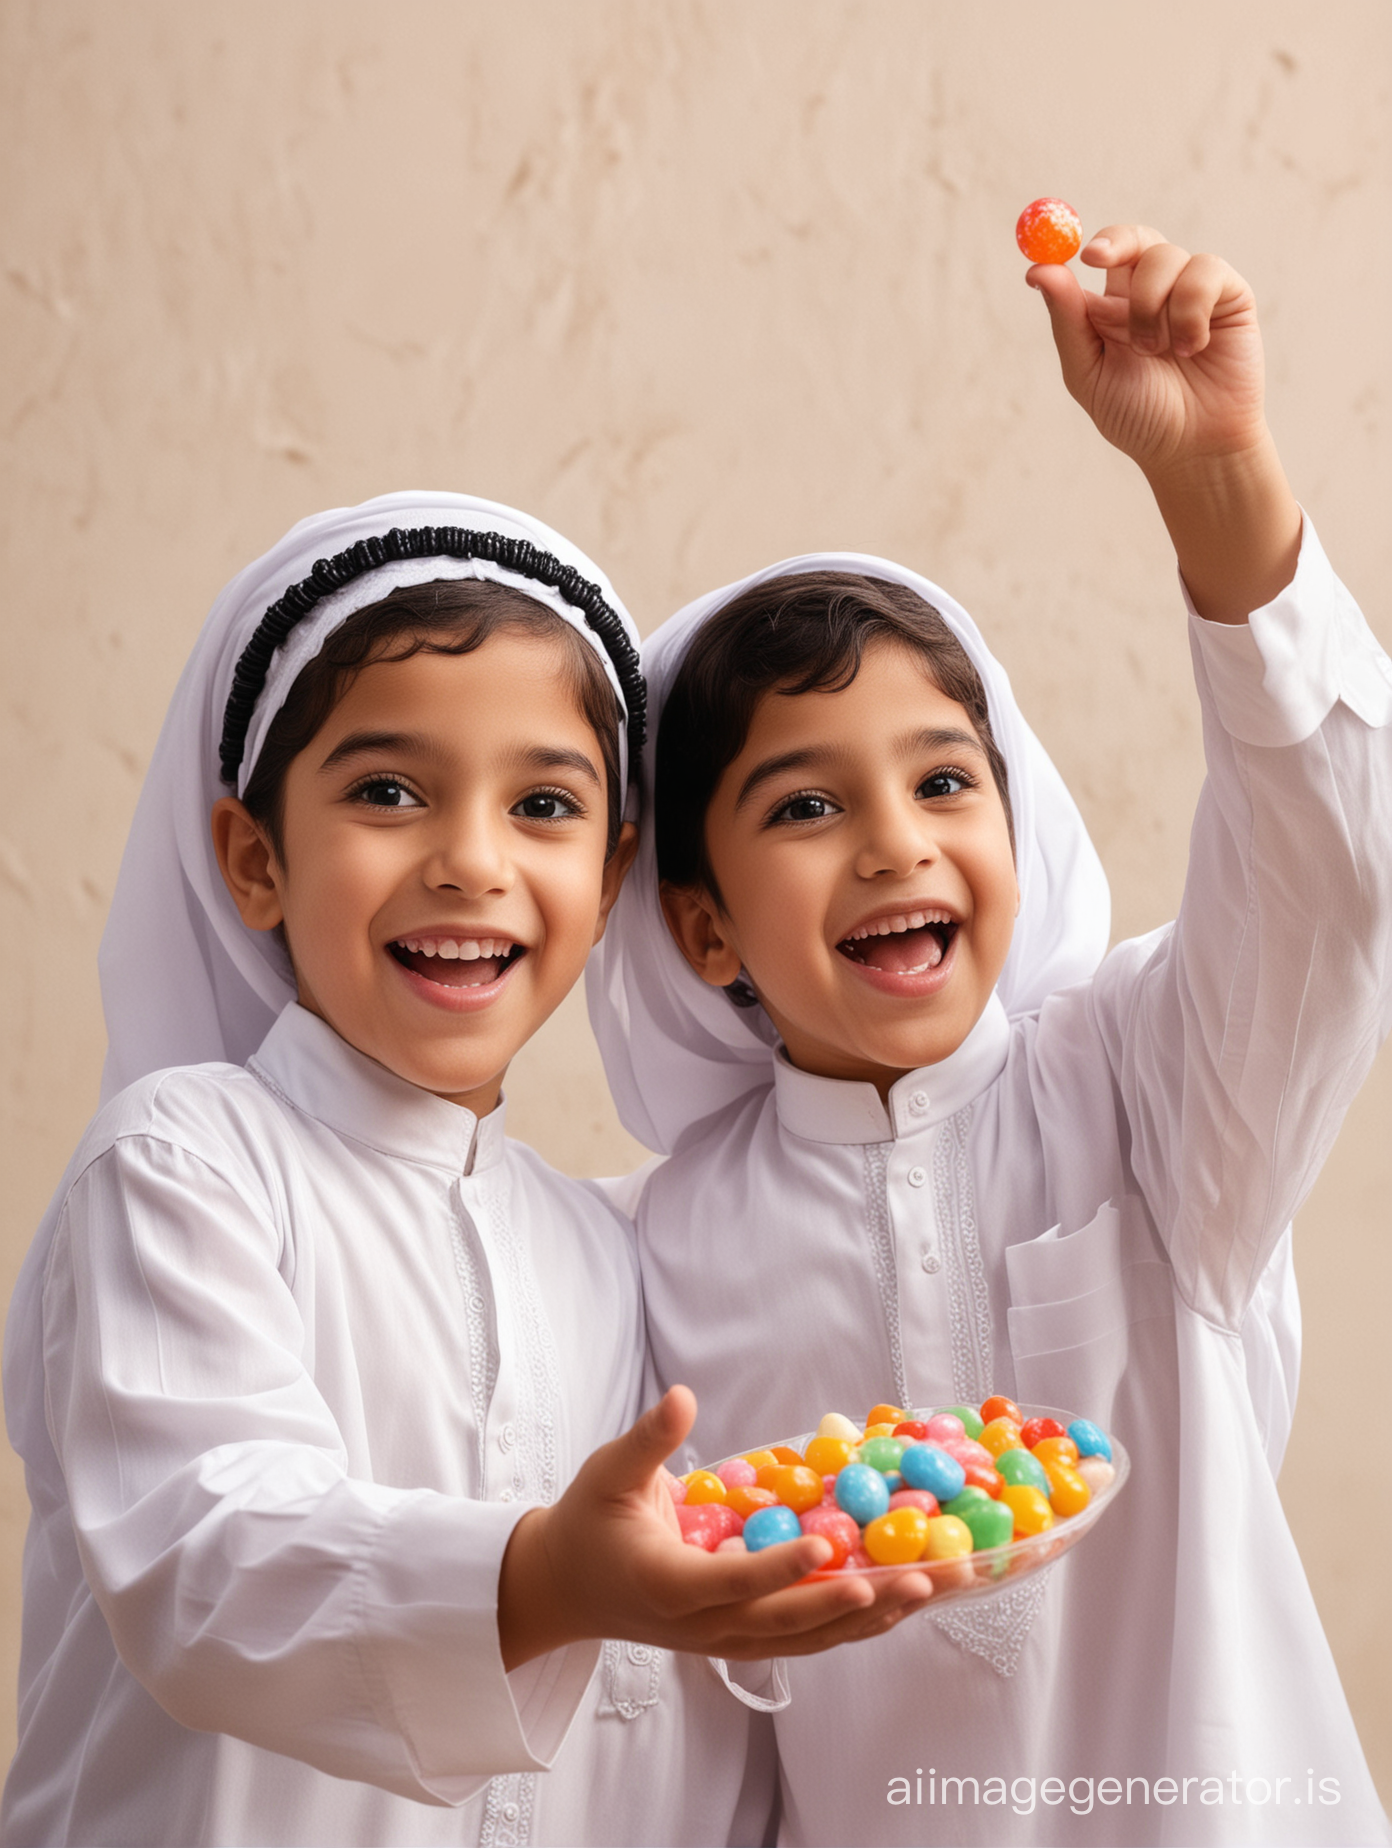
left=918, top=768, right=973, bottom=800
left=350, top=777, right=421, bottom=809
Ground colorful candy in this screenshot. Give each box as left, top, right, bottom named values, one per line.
left=1015, top=197, right=1083, bottom=266
left=694, top=1396, right=1119, bottom=1569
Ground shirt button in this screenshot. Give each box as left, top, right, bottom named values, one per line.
left=921, top=1250, right=941, bottom=1274
left=909, top=1090, right=929, bottom=1114
left=907, top=1165, right=927, bottom=1188
left=502, top=1803, right=520, bottom=1822
left=499, top=1422, right=515, bottom=1452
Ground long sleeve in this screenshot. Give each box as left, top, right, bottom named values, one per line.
left=1088, top=520, right=1392, bottom=1329
left=40, top=1134, right=598, bottom=1807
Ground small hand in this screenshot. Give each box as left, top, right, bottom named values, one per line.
left=499, top=1386, right=933, bottom=1669
left=1029, top=223, right=1268, bottom=477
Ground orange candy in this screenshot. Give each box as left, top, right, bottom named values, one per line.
left=760, top=1464, right=826, bottom=1513
left=979, top=1395, right=1022, bottom=1426
left=1015, top=198, right=1082, bottom=266
left=1032, top=1435, right=1080, bottom=1471
left=863, top=1506, right=930, bottom=1565
left=682, top=1470, right=728, bottom=1505
left=1042, top=1459, right=1092, bottom=1518
left=769, top=1445, right=806, bottom=1467
left=742, top=1449, right=779, bottom=1472
left=726, top=1484, right=779, bottom=1519
left=866, top=1404, right=907, bottom=1427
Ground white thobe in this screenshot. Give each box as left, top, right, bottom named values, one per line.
left=2, top=1003, right=771, bottom=1848
left=636, top=525, right=1392, bottom=1845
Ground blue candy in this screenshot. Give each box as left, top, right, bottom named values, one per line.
left=834, top=1462, right=891, bottom=1525
left=899, top=1441, right=967, bottom=1502
left=1067, top=1418, right=1112, bottom=1462
left=741, top=1505, right=803, bottom=1551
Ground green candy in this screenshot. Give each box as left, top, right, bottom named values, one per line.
left=936, top=1404, right=985, bottom=1440
left=995, top=1448, right=1050, bottom=1494
left=857, top=1436, right=907, bottom=1474
left=942, top=1487, right=991, bottom=1516
left=950, top=1495, right=1014, bottom=1552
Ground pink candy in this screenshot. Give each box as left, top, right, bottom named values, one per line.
left=716, top=1457, right=757, bottom=1490
left=924, top=1413, right=965, bottom=1443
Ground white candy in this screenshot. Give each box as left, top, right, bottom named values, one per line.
left=815, top=1412, right=863, bottom=1443
left=1076, top=1455, right=1115, bottom=1494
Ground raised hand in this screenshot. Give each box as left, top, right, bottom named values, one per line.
left=1028, top=221, right=1301, bottom=624
left=498, top=1386, right=933, bottom=1669
left=1029, top=224, right=1268, bottom=474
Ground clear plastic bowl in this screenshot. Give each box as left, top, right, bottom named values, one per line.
left=711, top=1403, right=1130, bottom=1611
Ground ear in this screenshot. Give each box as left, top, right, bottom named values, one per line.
left=658, top=882, right=744, bottom=988
left=592, top=821, right=641, bottom=944
left=211, top=797, right=286, bottom=932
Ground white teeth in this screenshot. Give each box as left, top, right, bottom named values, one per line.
left=396, top=936, right=516, bottom=960
left=844, top=908, right=952, bottom=943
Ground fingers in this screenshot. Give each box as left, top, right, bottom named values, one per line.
left=716, top=1569, right=937, bottom=1659
left=1076, top=225, right=1251, bottom=359
left=600, top=1386, right=698, bottom=1495
left=658, top=1533, right=840, bottom=1614
left=1026, top=262, right=1102, bottom=405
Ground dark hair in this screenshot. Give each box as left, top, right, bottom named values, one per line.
left=241, top=578, right=627, bottom=859
left=655, top=570, right=1013, bottom=907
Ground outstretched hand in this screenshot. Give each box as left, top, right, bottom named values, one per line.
left=498, top=1386, right=933, bottom=1670
left=1029, top=220, right=1301, bottom=624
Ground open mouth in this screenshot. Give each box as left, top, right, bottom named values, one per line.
left=836, top=910, right=958, bottom=976
left=388, top=935, right=526, bottom=988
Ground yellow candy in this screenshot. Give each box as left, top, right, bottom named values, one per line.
left=683, top=1470, right=727, bottom=1505
left=1032, top=1435, right=1079, bottom=1470
left=1000, top=1483, right=1054, bottom=1537
left=815, top=1412, right=863, bottom=1443
left=921, top=1514, right=974, bottom=1560
left=804, top=1435, right=857, bottom=1477
left=863, top=1507, right=930, bottom=1564
left=978, top=1416, right=1024, bottom=1459
left=866, top=1403, right=907, bottom=1427
left=862, top=1422, right=896, bottom=1441
left=1042, top=1459, right=1092, bottom=1518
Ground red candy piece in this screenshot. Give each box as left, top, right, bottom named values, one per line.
left=1021, top=1417, right=1066, bottom=1450
left=893, top=1420, right=930, bottom=1441
left=800, top=1506, right=861, bottom=1570
left=676, top=1504, right=725, bottom=1550
left=962, top=1461, right=1005, bottom=1499
left=1015, top=198, right=1082, bottom=266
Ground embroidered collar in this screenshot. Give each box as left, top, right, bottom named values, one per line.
left=249, top=1003, right=507, bottom=1177
left=773, top=993, right=1012, bottom=1145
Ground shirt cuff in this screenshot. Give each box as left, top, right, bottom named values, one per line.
left=361, top=1493, right=601, bottom=1803
left=1184, top=513, right=1392, bottom=746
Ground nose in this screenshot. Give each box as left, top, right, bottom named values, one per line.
left=422, top=800, right=515, bottom=899
left=853, top=794, right=939, bottom=882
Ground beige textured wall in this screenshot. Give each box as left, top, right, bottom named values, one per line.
left=3, top=0, right=1388, bottom=1807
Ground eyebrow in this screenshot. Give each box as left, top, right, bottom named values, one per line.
left=317, top=730, right=602, bottom=787
left=734, top=727, right=986, bottom=810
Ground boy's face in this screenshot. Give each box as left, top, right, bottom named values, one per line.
left=664, top=639, right=1018, bottom=1096
left=218, top=630, right=632, bottom=1116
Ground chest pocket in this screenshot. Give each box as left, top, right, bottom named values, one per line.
left=1004, top=1196, right=1176, bottom=1426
